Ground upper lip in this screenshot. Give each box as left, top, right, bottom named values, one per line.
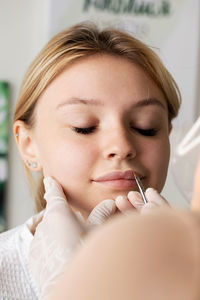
left=93, top=170, right=141, bottom=181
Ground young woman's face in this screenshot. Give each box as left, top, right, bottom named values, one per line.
left=33, top=54, right=171, bottom=216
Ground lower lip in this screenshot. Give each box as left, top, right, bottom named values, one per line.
left=93, top=179, right=137, bottom=190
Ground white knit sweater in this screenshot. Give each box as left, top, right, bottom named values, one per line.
left=0, top=215, right=41, bottom=299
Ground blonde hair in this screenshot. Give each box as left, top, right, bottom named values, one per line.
left=14, top=22, right=181, bottom=212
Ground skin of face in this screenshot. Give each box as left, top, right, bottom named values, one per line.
left=31, top=54, right=171, bottom=217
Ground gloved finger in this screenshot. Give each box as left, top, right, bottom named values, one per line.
left=127, top=191, right=144, bottom=212
left=140, top=188, right=169, bottom=215
left=145, top=188, right=169, bottom=206
left=87, top=199, right=116, bottom=226
left=43, top=177, right=78, bottom=220
left=42, top=177, right=86, bottom=238
left=115, top=195, right=137, bottom=213
left=43, top=176, right=67, bottom=206
left=140, top=202, right=158, bottom=215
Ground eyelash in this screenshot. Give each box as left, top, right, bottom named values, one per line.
left=73, top=126, right=97, bottom=134
left=73, top=126, right=158, bottom=137
left=134, top=128, right=158, bottom=137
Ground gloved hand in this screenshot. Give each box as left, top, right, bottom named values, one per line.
left=29, top=177, right=116, bottom=299
left=115, top=188, right=169, bottom=215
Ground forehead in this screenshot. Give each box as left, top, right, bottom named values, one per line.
left=37, top=54, right=167, bottom=112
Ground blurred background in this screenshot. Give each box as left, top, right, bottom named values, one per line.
left=0, top=0, right=199, bottom=230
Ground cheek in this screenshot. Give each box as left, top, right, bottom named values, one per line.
left=41, top=139, right=97, bottom=183
left=144, top=138, right=170, bottom=192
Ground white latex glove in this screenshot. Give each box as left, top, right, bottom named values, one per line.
left=29, top=177, right=116, bottom=299
left=115, top=188, right=169, bottom=215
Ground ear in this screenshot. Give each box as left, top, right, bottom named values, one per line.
left=13, top=120, right=42, bottom=172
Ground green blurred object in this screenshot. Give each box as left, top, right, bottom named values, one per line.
left=0, top=82, right=9, bottom=232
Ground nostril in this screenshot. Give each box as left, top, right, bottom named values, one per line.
left=108, top=152, right=134, bottom=159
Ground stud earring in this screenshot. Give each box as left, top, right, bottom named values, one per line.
left=25, top=160, right=37, bottom=169
left=32, top=162, right=37, bottom=168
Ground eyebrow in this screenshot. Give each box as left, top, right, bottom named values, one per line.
left=56, top=97, right=166, bottom=110
left=133, top=97, right=166, bottom=110
left=56, top=97, right=103, bottom=109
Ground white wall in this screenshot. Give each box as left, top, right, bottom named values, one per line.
left=0, top=0, right=199, bottom=229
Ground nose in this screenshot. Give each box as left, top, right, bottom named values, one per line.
left=102, top=127, right=136, bottom=161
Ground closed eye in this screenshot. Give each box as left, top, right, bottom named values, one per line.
left=72, top=126, right=97, bottom=134
left=134, top=128, right=158, bottom=136
left=72, top=126, right=157, bottom=136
